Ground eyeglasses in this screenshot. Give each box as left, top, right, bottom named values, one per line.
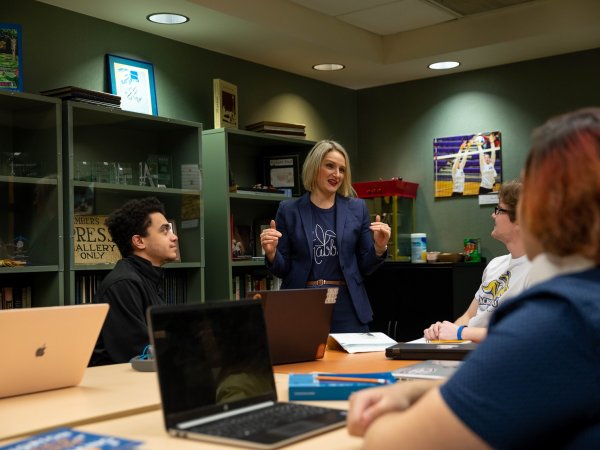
left=493, top=206, right=510, bottom=216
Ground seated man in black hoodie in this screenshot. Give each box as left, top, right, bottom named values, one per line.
left=90, top=197, right=179, bottom=366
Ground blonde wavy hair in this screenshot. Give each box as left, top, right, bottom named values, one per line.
left=302, top=140, right=356, bottom=197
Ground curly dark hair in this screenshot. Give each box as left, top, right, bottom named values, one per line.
left=106, top=197, right=166, bottom=257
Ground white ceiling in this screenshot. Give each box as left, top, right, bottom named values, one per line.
left=37, top=0, right=600, bottom=89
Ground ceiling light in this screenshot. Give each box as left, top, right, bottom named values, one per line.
left=428, top=61, right=460, bottom=70
left=147, top=13, right=189, bottom=25
left=312, top=63, right=345, bottom=71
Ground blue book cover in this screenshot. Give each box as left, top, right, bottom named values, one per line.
left=289, top=371, right=396, bottom=401
left=0, top=427, right=142, bottom=449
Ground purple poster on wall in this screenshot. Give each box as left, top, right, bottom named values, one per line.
left=434, top=131, right=502, bottom=198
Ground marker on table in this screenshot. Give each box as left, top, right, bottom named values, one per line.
left=315, top=375, right=389, bottom=384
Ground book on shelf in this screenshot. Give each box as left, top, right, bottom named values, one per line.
left=245, top=121, right=305, bottom=131
left=235, top=186, right=285, bottom=196
left=40, top=86, right=121, bottom=108
left=1, top=286, right=31, bottom=309
left=181, top=163, right=201, bottom=190
left=289, top=371, right=397, bottom=401
left=73, top=215, right=121, bottom=265
left=0, top=427, right=142, bottom=450
left=256, top=131, right=306, bottom=139
left=213, top=78, right=238, bottom=129
left=246, top=121, right=306, bottom=138
left=392, top=360, right=463, bottom=380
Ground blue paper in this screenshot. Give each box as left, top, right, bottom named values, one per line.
left=0, top=427, right=142, bottom=450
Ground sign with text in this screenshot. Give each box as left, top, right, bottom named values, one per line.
left=73, top=215, right=121, bottom=264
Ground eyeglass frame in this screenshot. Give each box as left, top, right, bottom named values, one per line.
left=493, top=205, right=510, bottom=216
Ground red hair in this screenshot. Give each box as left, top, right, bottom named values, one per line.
left=521, top=108, right=600, bottom=263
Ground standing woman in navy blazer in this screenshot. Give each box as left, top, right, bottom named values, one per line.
left=261, top=140, right=391, bottom=332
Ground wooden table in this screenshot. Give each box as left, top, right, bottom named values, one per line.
left=0, top=363, right=161, bottom=441
left=0, top=350, right=418, bottom=447
left=56, top=373, right=363, bottom=450
left=274, top=348, right=415, bottom=374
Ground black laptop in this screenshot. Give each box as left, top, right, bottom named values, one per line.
left=385, top=342, right=477, bottom=361
left=246, top=288, right=337, bottom=365
left=147, top=300, right=347, bottom=449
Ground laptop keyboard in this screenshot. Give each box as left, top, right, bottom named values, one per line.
left=188, top=403, right=334, bottom=438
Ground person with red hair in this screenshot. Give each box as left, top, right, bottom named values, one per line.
left=347, top=108, right=600, bottom=449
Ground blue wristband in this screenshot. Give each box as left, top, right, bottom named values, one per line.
left=457, top=325, right=466, bottom=340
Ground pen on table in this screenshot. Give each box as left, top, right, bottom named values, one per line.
left=425, top=339, right=467, bottom=344
left=316, top=375, right=389, bottom=384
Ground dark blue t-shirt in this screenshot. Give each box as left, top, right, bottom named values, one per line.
left=308, top=203, right=343, bottom=282
left=440, top=268, right=600, bottom=449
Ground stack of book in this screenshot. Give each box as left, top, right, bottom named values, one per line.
left=245, top=121, right=306, bottom=138
left=40, top=86, right=121, bottom=109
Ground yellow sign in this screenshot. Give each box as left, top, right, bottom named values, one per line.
left=73, top=215, right=121, bottom=264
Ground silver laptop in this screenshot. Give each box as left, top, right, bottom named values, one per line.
left=0, top=304, right=109, bottom=398
left=246, top=288, right=337, bottom=365
left=147, top=300, right=347, bottom=449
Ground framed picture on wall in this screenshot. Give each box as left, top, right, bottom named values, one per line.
left=433, top=131, right=502, bottom=198
left=213, top=78, right=238, bottom=129
left=263, top=154, right=301, bottom=196
left=106, top=54, right=158, bottom=115
left=0, top=23, right=23, bottom=91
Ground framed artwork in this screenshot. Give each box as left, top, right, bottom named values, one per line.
left=433, top=131, right=502, bottom=198
left=213, top=78, right=238, bottom=129
left=263, top=154, right=301, bottom=196
left=0, top=23, right=23, bottom=91
left=106, top=54, right=158, bottom=115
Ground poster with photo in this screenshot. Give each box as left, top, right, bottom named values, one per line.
left=0, top=23, right=22, bottom=91
left=433, top=131, right=502, bottom=198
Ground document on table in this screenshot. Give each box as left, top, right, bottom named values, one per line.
left=328, top=332, right=397, bottom=353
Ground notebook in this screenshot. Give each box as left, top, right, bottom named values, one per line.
left=246, top=288, right=337, bottom=364
left=0, top=304, right=109, bottom=398
left=385, top=342, right=477, bottom=361
left=147, top=300, right=347, bottom=450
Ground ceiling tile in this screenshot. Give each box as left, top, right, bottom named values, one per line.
left=338, top=0, right=457, bottom=35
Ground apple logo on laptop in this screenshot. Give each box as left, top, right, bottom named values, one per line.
left=35, top=344, right=46, bottom=357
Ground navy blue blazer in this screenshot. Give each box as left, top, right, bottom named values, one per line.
left=266, top=193, right=385, bottom=324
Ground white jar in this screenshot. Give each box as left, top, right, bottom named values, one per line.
left=410, top=233, right=427, bottom=263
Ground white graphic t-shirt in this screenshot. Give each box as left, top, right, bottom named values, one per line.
left=468, top=254, right=531, bottom=328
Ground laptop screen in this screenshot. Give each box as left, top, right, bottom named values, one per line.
left=148, top=300, right=277, bottom=427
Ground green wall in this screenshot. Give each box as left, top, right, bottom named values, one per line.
left=357, top=48, right=600, bottom=258
left=7, top=1, right=600, bottom=260
left=5, top=0, right=358, bottom=160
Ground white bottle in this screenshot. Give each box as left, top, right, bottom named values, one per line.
left=410, top=233, right=427, bottom=263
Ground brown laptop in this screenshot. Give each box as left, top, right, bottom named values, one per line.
left=0, top=304, right=108, bottom=398
left=247, top=288, right=338, bottom=365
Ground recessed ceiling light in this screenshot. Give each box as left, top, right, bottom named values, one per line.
left=147, top=13, right=189, bottom=25
left=428, top=61, right=460, bottom=70
left=312, top=63, right=345, bottom=71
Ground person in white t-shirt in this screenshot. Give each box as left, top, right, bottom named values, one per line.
left=424, top=180, right=530, bottom=343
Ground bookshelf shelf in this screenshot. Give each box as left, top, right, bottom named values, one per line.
left=64, top=101, right=205, bottom=305
left=202, top=127, right=315, bottom=300
left=0, top=91, right=63, bottom=309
